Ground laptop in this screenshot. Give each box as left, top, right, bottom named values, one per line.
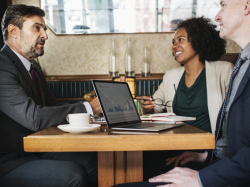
left=92, top=80, right=183, bottom=132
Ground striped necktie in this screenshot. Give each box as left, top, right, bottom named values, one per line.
left=209, top=57, right=244, bottom=164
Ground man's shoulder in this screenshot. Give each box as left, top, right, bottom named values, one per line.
left=0, top=50, right=9, bottom=60
left=0, top=44, right=19, bottom=67
left=0, top=51, right=18, bottom=74
left=0, top=51, right=14, bottom=66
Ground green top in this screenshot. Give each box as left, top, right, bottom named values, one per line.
left=173, top=68, right=211, bottom=132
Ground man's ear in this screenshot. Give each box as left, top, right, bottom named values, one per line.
left=244, top=0, right=250, bottom=16
left=8, top=24, right=18, bottom=39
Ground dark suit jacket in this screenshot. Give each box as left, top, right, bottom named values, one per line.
left=0, top=44, right=87, bottom=176
left=199, top=58, right=250, bottom=186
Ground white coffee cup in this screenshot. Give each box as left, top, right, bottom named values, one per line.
left=66, top=113, right=91, bottom=127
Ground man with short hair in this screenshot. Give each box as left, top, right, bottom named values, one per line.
left=112, top=0, right=250, bottom=186
left=0, top=4, right=101, bottom=187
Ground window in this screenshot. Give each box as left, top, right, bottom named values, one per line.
left=41, top=0, right=220, bottom=34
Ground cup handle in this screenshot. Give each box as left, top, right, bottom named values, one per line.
left=66, top=115, right=69, bottom=123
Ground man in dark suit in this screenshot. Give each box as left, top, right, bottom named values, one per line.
left=112, top=0, right=250, bottom=187
left=0, top=4, right=101, bottom=187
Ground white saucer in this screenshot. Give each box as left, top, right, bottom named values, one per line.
left=57, top=124, right=101, bottom=133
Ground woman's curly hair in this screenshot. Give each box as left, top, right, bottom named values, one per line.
left=177, top=16, right=226, bottom=62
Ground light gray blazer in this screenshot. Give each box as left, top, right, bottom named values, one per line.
left=153, top=60, right=234, bottom=134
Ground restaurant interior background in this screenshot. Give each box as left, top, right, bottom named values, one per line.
left=0, top=0, right=242, bottom=76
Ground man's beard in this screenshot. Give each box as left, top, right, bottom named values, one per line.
left=20, top=33, right=45, bottom=60
left=25, top=39, right=45, bottom=59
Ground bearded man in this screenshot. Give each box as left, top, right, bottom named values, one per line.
left=0, top=4, right=101, bottom=187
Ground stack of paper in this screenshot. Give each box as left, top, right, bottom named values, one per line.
left=140, top=113, right=196, bottom=122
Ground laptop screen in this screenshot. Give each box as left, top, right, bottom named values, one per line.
left=93, top=81, right=141, bottom=125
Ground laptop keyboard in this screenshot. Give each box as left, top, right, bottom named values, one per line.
left=119, top=123, right=158, bottom=129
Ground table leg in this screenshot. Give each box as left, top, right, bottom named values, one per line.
left=115, top=151, right=126, bottom=184
left=98, top=152, right=114, bottom=187
left=126, top=151, right=143, bottom=183
left=98, top=151, right=143, bottom=187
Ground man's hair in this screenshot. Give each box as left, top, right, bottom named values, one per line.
left=177, top=16, right=226, bottom=62
left=1, top=4, right=45, bottom=42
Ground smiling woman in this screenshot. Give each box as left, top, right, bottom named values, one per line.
left=139, top=16, right=234, bottom=181
left=176, top=16, right=226, bottom=63
left=142, top=16, right=233, bottom=134
left=172, top=27, right=199, bottom=67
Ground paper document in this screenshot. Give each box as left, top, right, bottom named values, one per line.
left=140, top=113, right=196, bottom=122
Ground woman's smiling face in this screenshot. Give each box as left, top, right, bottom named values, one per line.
left=172, top=27, right=199, bottom=65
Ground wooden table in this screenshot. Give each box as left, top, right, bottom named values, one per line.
left=23, top=124, right=215, bottom=187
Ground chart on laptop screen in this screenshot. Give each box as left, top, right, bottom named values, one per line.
left=95, top=82, right=139, bottom=124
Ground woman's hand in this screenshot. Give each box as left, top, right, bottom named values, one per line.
left=141, top=96, right=156, bottom=114
left=166, top=151, right=208, bottom=167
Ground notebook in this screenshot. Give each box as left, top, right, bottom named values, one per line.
left=92, top=80, right=183, bottom=132
left=140, top=113, right=196, bottom=122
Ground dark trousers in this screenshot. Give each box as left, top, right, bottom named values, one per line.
left=0, top=152, right=97, bottom=187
